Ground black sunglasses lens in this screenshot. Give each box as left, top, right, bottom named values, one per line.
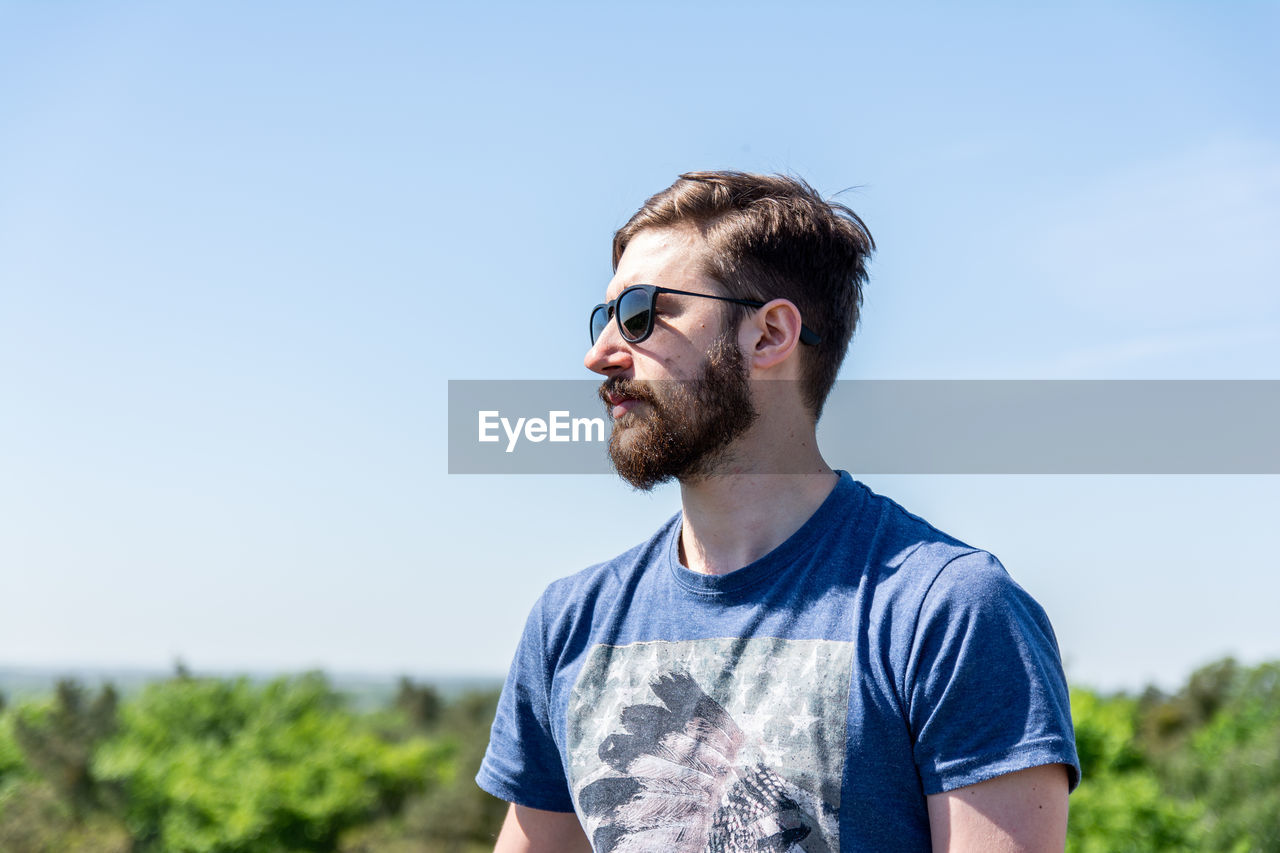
left=590, top=306, right=609, bottom=344
left=617, top=288, right=652, bottom=341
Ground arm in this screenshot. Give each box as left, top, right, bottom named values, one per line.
left=926, top=764, right=1069, bottom=853
left=493, top=803, right=593, bottom=853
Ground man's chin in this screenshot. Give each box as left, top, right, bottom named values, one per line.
left=607, top=422, right=646, bottom=457
left=618, top=472, right=673, bottom=493
left=609, top=458, right=675, bottom=492
left=607, top=429, right=669, bottom=491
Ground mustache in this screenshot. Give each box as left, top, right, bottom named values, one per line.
left=599, top=377, right=658, bottom=408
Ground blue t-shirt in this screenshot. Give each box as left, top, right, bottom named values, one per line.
left=478, top=473, right=1079, bottom=851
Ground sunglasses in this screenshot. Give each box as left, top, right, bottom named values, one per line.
left=589, top=284, right=822, bottom=347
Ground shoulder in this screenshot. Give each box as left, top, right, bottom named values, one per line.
left=914, top=547, right=1048, bottom=637
left=859, top=483, right=980, bottom=565
left=843, top=482, right=1054, bottom=664
left=842, top=479, right=997, bottom=600
left=851, top=484, right=1041, bottom=619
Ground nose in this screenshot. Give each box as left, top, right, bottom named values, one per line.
left=584, top=321, right=633, bottom=376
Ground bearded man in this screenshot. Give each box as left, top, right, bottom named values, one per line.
left=477, top=171, right=1079, bottom=852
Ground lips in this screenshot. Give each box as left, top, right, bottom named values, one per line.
left=611, top=398, right=641, bottom=419
left=600, top=381, right=652, bottom=420
left=606, top=390, right=641, bottom=419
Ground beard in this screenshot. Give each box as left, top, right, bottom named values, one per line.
left=598, top=336, right=759, bottom=491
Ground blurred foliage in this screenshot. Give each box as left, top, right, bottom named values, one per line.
left=94, top=672, right=450, bottom=852
left=1140, top=660, right=1280, bottom=852
left=1066, top=688, right=1203, bottom=852
left=12, top=681, right=118, bottom=816
left=1, top=683, right=133, bottom=852
left=340, top=687, right=506, bottom=852
left=1067, top=658, right=1280, bottom=853
left=0, top=672, right=486, bottom=853
left=2, top=658, right=1279, bottom=851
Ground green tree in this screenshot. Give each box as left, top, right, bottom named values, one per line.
left=1067, top=687, right=1203, bottom=853
left=11, top=680, right=118, bottom=816
left=94, top=672, right=450, bottom=853
left=1, top=686, right=131, bottom=852
left=0, top=706, right=25, bottom=784
left=340, top=689, right=506, bottom=853
left=1137, top=658, right=1240, bottom=758
left=1153, top=662, right=1280, bottom=852
left=395, top=678, right=443, bottom=730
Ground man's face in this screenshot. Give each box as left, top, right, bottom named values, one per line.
left=585, top=227, right=759, bottom=490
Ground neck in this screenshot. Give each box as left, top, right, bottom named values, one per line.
left=677, top=429, right=837, bottom=575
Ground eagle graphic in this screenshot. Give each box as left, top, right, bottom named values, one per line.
left=576, top=669, right=829, bottom=853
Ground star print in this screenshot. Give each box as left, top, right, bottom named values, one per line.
left=789, top=710, right=821, bottom=737
left=736, top=710, right=774, bottom=743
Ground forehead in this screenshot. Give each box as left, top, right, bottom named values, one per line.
left=606, top=226, right=715, bottom=300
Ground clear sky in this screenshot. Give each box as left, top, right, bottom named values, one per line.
left=2, top=2, right=1277, bottom=692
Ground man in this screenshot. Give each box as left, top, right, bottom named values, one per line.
left=477, top=171, right=1079, bottom=852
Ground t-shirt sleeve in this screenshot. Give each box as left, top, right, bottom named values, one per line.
left=476, top=594, right=577, bottom=812
left=905, top=551, right=1081, bottom=795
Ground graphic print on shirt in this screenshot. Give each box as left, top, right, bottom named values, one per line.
left=566, top=637, right=853, bottom=853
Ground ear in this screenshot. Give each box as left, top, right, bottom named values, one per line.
left=739, top=298, right=804, bottom=372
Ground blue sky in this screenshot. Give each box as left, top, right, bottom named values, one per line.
left=1, top=2, right=1277, bottom=691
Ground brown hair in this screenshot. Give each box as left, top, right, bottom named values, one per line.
left=613, top=170, right=874, bottom=418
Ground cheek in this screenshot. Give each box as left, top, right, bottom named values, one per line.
left=658, top=351, right=701, bottom=377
